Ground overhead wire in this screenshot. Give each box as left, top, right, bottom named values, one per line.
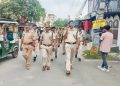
left=76, top=0, right=88, bottom=18
left=68, top=0, right=80, bottom=19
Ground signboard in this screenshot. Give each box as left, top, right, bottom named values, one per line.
left=92, top=36, right=100, bottom=45
left=91, top=34, right=100, bottom=54
left=91, top=19, right=106, bottom=54
left=93, top=29, right=102, bottom=33
left=92, top=19, right=107, bottom=29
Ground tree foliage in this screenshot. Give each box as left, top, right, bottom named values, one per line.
left=0, top=0, right=46, bottom=21
left=53, top=19, right=68, bottom=28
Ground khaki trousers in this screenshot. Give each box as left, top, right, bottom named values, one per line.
left=23, top=44, right=33, bottom=66
left=33, top=40, right=39, bottom=57
left=78, top=42, right=84, bottom=59
left=65, top=43, right=76, bottom=71
left=51, top=42, right=58, bottom=59
left=41, top=45, right=52, bottom=67
left=51, top=47, right=57, bottom=59
left=62, top=40, right=66, bottom=53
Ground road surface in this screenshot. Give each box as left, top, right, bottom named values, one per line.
left=0, top=46, right=120, bottom=86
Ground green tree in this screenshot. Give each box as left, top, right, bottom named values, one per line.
left=53, top=19, right=68, bottom=28
left=0, top=0, right=46, bottom=22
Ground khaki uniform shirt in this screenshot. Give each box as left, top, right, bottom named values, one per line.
left=22, top=31, right=34, bottom=44
left=53, top=30, right=59, bottom=39
left=41, top=31, right=55, bottom=45
left=30, top=29, right=39, bottom=40
left=65, top=28, right=80, bottom=43
left=79, top=30, right=85, bottom=41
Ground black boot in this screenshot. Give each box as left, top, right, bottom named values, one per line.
left=33, top=55, right=37, bottom=62
left=75, top=54, right=77, bottom=58
left=51, top=59, right=53, bottom=61
left=55, top=55, right=57, bottom=59
left=78, top=58, right=81, bottom=62
left=66, top=71, right=71, bottom=76
left=63, top=52, right=65, bottom=55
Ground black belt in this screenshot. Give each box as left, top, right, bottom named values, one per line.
left=66, top=42, right=76, bottom=44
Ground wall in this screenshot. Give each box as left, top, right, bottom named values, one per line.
left=117, top=21, right=120, bottom=50
left=106, top=15, right=120, bottom=49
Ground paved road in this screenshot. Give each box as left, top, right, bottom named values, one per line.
left=0, top=46, right=120, bottom=86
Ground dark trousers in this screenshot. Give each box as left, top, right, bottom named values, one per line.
left=101, top=52, right=108, bottom=69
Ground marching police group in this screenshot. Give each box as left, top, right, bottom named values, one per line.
left=20, top=21, right=84, bottom=76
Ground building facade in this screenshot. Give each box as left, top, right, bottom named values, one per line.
left=104, top=0, right=120, bottom=49
left=87, top=0, right=120, bottom=50
left=45, top=14, right=57, bottom=26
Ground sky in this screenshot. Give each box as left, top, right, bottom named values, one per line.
left=40, top=0, right=88, bottom=19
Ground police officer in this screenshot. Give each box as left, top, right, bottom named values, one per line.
left=31, top=24, right=39, bottom=62
left=63, top=21, right=80, bottom=75
left=20, top=25, right=36, bottom=70
left=62, top=28, right=67, bottom=55
left=75, top=26, right=85, bottom=61
left=40, top=24, right=55, bottom=71
left=50, top=27, right=58, bottom=60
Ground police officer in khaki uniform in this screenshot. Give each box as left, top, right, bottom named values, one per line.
left=31, top=24, right=39, bottom=62
left=40, top=24, right=55, bottom=71
left=62, top=28, right=67, bottom=55
left=51, top=26, right=59, bottom=60
left=75, top=26, right=85, bottom=61
left=20, top=25, right=36, bottom=70
left=77, top=29, right=84, bottom=61
left=63, top=21, right=80, bottom=75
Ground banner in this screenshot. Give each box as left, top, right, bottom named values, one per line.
left=92, top=19, right=107, bottom=29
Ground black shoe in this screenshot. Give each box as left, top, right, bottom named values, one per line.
left=55, top=55, right=57, bottom=59
left=63, top=52, right=65, bottom=55
left=33, top=56, right=37, bottom=62
left=51, top=59, right=53, bottom=61
left=78, top=58, right=81, bottom=62
left=75, top=54, right=77, bottom=58
left=66, top=71, right=71, bottom=76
